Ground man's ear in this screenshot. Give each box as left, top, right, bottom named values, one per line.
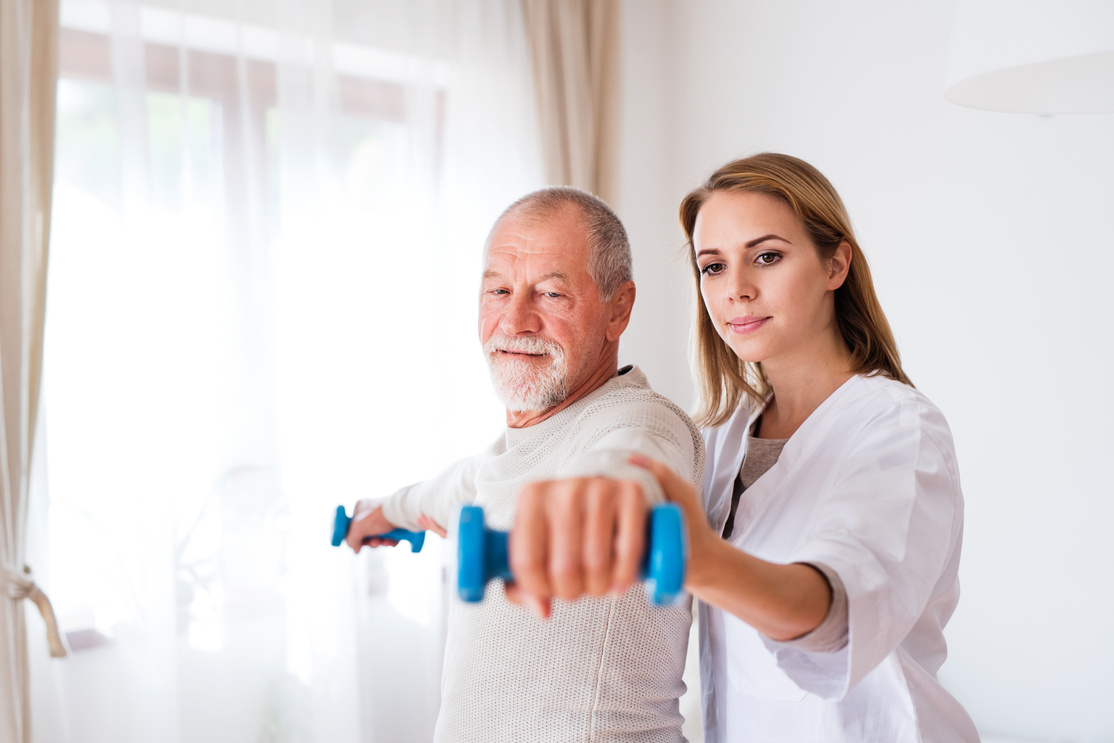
left=605, top=281, right=636, bottom=342
left=827, top=240, right=852, bottom=291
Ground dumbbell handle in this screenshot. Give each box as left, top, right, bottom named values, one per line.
left=457, top=503, right=687, bottom=606
left=331, top=505, right=426, bottom=552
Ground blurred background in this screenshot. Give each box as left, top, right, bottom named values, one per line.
left=3, top=1, right=1112, bottom=742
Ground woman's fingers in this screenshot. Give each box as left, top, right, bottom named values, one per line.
left=630, top=453, right=715, bottom=588
left=629, top=453, right=703, bottom=521
left=628, top=453, right=689, bottom=498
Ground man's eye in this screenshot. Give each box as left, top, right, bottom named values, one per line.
left=700, top=262, right=724, bottom=276
left=543, top=292, right=561, bottom=298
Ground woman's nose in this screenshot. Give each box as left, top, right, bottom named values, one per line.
left=726, top=268, right=756, bottom=301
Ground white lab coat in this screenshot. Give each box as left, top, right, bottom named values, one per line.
left=698, top=374, right=980, bottom=742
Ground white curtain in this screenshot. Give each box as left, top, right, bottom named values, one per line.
left=1, top=1, right=64, bottom=742
left=31, top=1, right=543, bottom=741
left=522, top=0, right=620, bottom=203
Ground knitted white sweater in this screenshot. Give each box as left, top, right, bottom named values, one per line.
left=382, top=366, right=703, bottom=743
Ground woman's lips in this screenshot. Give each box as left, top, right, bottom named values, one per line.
left=727, top=316, right=769, bottom=334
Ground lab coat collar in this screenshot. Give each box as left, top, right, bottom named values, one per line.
left=704, top=376, right=868, bottom=536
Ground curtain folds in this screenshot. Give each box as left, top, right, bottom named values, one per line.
left=522, top=0, right=621, bottom=203
left=35, top=1, right=543, bottom=741
left=1, top=0, right=63, bottom=741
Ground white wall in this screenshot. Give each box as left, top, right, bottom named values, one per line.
left=614, top=0, right=693, bottom=410
left=615, top=1, right=1114, bottom=740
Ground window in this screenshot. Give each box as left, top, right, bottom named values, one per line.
left=41, top=4, right=539, bottom=740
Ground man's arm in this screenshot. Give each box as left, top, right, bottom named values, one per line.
left=556, top=424, right=696, bottom=504
left=345, top=445, right=490, bottom=552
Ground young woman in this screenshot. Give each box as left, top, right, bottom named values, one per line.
left=631, top=153, right=980, bottom=741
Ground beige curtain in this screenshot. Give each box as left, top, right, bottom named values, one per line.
left=1, top=0, right=65, bottom=741
left=522, top=0, right=621, bottom=204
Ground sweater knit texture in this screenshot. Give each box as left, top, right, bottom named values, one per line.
left=382, top=366, right=704, bottom=743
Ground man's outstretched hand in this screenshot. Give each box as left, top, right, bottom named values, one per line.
left=344, top=500, right=398, bottom=552
left=504, top=477, right=647, bottom=619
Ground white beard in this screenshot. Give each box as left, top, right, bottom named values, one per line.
left=484, top=334, right=569, bottom=412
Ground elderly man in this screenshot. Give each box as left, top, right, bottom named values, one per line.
left=346, top=186, right=702, bottom=742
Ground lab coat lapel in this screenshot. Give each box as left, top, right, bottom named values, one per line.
left=728, top=376, right=866, bottom=547
left=704, top=402, right=766, bottom=536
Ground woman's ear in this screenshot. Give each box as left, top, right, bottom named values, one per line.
left=826, top=240, right=852, bottom=291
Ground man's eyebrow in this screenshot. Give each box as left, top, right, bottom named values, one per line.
left=695, top=233, right=789, bottom=258
left=481, top=269, right=573, bottom=284
left=536, top=270, right=572, bottom=285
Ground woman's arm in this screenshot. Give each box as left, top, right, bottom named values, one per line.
left=631, top=453, right=830, bottom=641
left=690, top=538, right=831, bottom=641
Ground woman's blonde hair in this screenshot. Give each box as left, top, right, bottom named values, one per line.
left=680, top=152, right=912, bottom=427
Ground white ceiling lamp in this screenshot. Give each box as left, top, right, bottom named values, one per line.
left=945, top=0, right=1114, bottom=114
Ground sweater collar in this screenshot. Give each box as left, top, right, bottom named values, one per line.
left=504, top=365, right=646, bottom=444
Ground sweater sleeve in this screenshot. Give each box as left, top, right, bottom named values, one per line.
left=556, top=403, right=702, bottom=505
left=379, top=440, right=498, bottom=531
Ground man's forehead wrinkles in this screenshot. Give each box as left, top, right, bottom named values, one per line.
left=487, top=240, right=576, bottom=259
left=489, top=216, right=582, bottom=252
left=481, top=209, right=595, bottom=298
left=484, top=248, right=586, bottom=283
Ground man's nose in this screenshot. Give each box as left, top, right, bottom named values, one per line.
left=500, top=294, right=541, bottom=334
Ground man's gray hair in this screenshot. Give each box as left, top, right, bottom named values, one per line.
left=492, top=186, right=632, bottom=300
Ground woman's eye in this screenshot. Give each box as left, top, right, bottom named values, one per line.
left=700, top=262, right=724, bottom=276
left=756, top=252, right=780, bottom=266
left=543, top=292, right=561, bottom=299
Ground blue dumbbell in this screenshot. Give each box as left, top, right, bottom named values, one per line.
left=331, top=505, right=426, bottom=552
left=457, top=503, right=687, bottom=606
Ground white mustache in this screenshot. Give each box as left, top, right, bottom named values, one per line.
left=484, top=334, right=562, bottom=358
left=483, top=333, right=569, bottom=411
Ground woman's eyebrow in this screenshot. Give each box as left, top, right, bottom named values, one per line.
left=696, top=233, right=789, bottom=258
left=745, top=233, right=789, bottom=248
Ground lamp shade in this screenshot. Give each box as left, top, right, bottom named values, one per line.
left=945, top=0, right=1114, bottom=114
